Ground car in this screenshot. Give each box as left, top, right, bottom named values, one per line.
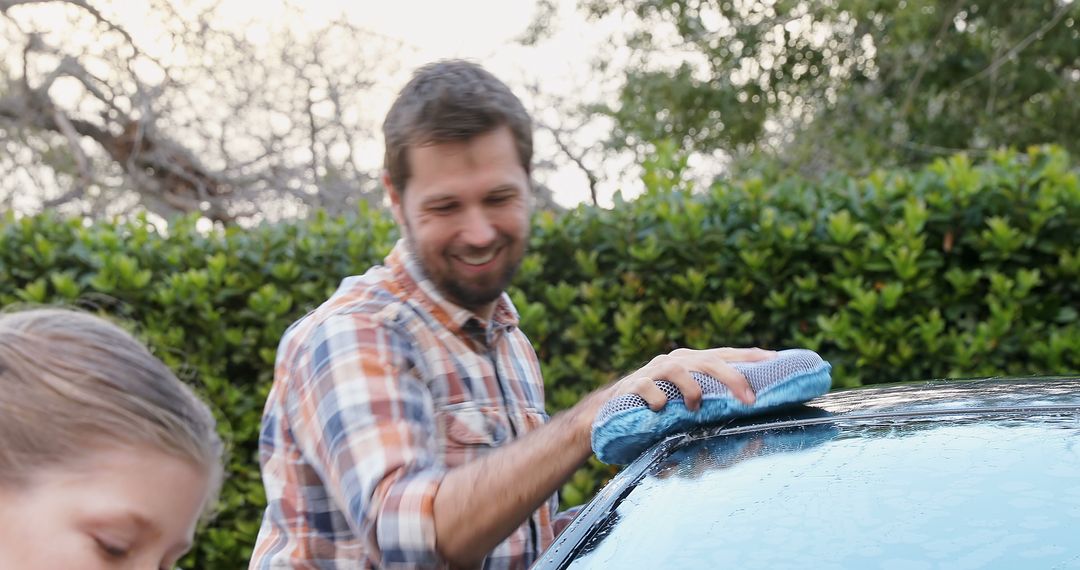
left=535, top=376, right=1080, bottom=569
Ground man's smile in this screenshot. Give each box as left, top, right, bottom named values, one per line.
left=452, top=246, right=502, bottom=272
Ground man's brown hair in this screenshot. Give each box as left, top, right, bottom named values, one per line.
left=382, top=59, right=533, bottom=193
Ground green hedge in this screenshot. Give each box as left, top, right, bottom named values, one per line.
left=2, top=146, right=1077, bottom=566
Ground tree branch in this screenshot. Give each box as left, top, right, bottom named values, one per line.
left=901, top=0, right=966, bottom=117
left=947, top=2, right=1074, bottom=96
left=538, top=118, right=599, bottom=206
left=49, top=105, right=93, bottom=197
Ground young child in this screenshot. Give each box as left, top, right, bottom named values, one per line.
left=0, top=308, right=224, bottom=569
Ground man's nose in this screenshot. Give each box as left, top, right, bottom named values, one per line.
left=459, top=207, right=497, bottom=247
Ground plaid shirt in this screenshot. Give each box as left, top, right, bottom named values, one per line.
left=251, top=241, right=570, bottom=569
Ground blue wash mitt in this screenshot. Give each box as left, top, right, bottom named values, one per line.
left=591, top=349, right=832, bottom=465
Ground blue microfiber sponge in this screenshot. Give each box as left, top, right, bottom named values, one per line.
left=591, top=349, right=832, bottom=465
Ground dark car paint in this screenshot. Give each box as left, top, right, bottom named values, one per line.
left=533, top=376, right=1080, bottom=569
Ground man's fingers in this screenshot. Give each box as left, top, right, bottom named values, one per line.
left=710, top=347, right=777, bottom=363
left=653, top=362, right=703, bottom=411
left=613, top=347, right=776, bottom=414
left=633, top=376, right=669, bottom=412
left=695, top=361, right=756, bottom=405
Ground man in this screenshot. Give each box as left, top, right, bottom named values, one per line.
left=251, top=59, right=772, bottom=569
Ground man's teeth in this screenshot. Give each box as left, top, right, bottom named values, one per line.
left=459, top=250, right=497, bottom=265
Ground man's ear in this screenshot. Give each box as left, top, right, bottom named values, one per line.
left=383, top=171, right=405, bottom=227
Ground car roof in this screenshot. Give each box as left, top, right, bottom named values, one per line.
left=663, top=376, right=1080, bottom=442
left=809, top=376, right=1080, bottom=415
left=536, top=376, right=1080, bottom=569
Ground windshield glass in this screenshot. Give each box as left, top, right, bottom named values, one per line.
left=566, top=411, right=1080, bottom=569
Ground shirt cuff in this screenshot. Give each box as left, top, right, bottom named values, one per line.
left=374, top=468, right=448, bottom=569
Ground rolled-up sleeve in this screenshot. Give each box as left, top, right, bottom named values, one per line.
left=285, top=313, right=448, bottom=568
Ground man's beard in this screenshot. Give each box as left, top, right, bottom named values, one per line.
left=404, top=231, right=524, bottom=314
left=439, top=254, right=520, bottom=311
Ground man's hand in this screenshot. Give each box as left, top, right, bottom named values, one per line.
left=600, top=347, right=777, bottom=413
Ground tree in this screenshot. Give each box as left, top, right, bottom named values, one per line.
left=0, top=0, right=400, bottom=223
left=571, top=0, right=1080, bottom=177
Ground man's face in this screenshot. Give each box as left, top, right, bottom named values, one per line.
left=389, top=126, right=531, bottom=316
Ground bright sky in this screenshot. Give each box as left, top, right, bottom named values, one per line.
left=328, top=0, right=641, bottom=208
left=5, top=0, right=644, bottom=210
left=210, top=0, right=641, bottom=208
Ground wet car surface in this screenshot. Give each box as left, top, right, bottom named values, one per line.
left=535, top=377, right=1080, bottom=569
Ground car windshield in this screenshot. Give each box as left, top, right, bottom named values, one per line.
left=565, top=410, right=1080, bottom=569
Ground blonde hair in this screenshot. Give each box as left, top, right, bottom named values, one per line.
left=0, top=308, right=223, bottom=513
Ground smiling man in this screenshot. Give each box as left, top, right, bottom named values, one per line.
left=390, top=125, right=529, bottom=322
left=250, top=60, right=772, bottom=570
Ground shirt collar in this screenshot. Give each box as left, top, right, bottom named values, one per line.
left=387, top=239, right=520, bottom=335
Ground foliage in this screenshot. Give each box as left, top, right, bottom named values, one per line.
left=1, top=146, right=1077, bottom=565
left=575, top=0, right=1080, bottom=177
left=0, top=202, right=397, bottom=567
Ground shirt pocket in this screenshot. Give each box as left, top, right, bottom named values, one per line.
left=437, top=403, right=511, bottom=448
left=514, top=406, right=550, bottom=432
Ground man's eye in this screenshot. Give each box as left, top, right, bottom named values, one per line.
left=95, top=538, right=130, bottom=559
left=430, top=204, right=457, bottom=214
